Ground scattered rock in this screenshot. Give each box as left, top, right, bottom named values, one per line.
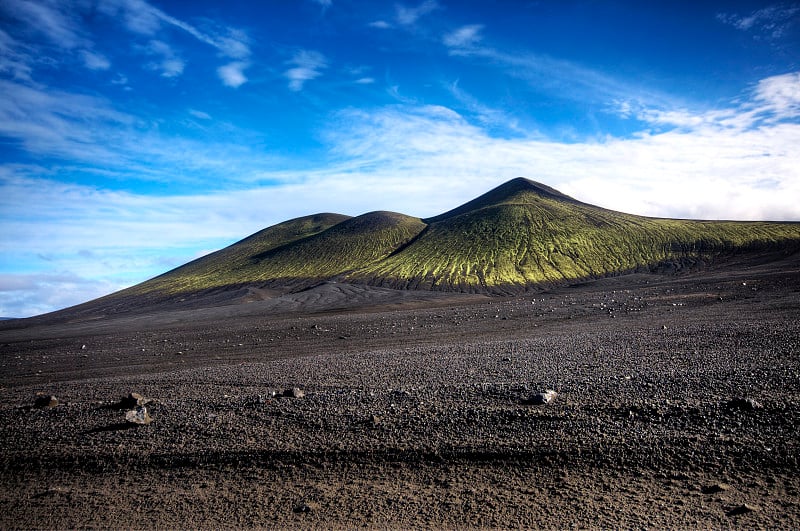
left=725, top=397, right=763, bottom=412
left=727, top=503, right=758, bottom=516
left=702, top=482, right=730, bottom=494
left=118, top=392, right=149, bottom=409
left=125, top=406, right=152, bottom=425
left=524, top=389, right=558, bottom=405
left=283, top=388, right=305, bottom=398
left=34, top=395, right=58, bottom=408
left=293, top=502, right=312, bottom=514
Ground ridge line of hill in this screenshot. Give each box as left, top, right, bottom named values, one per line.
left=9, top=178, right=800, bottom=322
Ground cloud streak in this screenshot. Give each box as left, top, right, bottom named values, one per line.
left=717, top=4, right=800, bottom=39
left=100, top=0, right=252, bottom=83
left=443, top=24, right=483, bottom=49
left=285, top=50, right=327, bottom=91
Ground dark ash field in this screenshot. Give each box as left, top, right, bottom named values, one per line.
left=1, top=257, right=799, bottom=528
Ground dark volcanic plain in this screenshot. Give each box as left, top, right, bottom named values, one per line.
left=1, top=256, right=799, bottom=528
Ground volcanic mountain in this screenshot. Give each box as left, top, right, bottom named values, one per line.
left=33, top=178, right=800, bottom=319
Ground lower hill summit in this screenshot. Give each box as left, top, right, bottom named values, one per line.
left=44, top=178, right=800, bottom=317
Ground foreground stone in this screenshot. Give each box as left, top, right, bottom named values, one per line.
left=125, top=406, right=152, bottom=425
left=33, top=395, right=58, bottom=409
left=525, top=389, right=558, bottom=405
left=725, top=397, right=763, bottom=411
left=118, top=392, right=148, bottom=409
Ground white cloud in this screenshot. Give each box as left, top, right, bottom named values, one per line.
left=443, top=24, right=483, bottom=49
left=0, top=28, right=34, bottom=80
left=285, top=50, right=327, bottom=91
left=446, top=79, right=523, bottom=134
left=99, top=0, right=252, bottom=83
left=189, top=109, right=212, bottom=120
left=395, top=0, right=439, bottom=26
left=0, top=79, right=134, bottom=162
left=142, top=39, right=184, bottom=77
left=80, top=49, right=111, bottom=70
left=717, top=4, right=800, bottom=39
left=0, top=0, right=85, bottom=48
left=218, top=61, right=248, bottom=88
left=0, top=79, right=272, bottom=182
left=104, top=0, right=163, bottom=36
left=213, top=28, right=251, bottom=59
left=355, top=77, right=375, bottom=84
left=369, top=20, right=392, bottom=29
left=754, top=71, right=800, bottom=117
left=448, top=43, right=678, bottom=113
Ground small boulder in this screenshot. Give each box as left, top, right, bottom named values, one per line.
left=725, top=397, right=763, bottom=412
left=727, top=503, right=758, bottom=516
left=125, top=406, right=152, bottom=425
left=283, top=388, right=305, bottom=398
left=293, top=502, right=312, bottom=514
left=34, top=395, right=58, bottom=409
left=702, top=483, right=730, bottom=494
left=118, top=392, right=148, bottom=409
left=525, top=389, right=558, bottom=405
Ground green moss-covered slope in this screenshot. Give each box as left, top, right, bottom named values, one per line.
left=125, top=178, right=800, bottom=298
left=132, top=211, right=426, bottom=294
left=128, top=212, right=351, bottom=295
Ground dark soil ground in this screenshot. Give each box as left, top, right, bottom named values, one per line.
left=1, top=257, right=799, bottom=528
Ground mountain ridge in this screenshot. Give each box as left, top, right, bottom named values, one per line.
left=13, top=178, right=800, bottom=320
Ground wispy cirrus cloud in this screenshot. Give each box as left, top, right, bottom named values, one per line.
left=717, top=3, right=800, bottom=39
left=634, top=71, right=800, bottom=130
left=0, top=28, right=34, bottom=80
left=443, top=24, right=484, bottom=50
left=1, top=0, right=253, bottom=85
left=284, top=50, right=327, bottom=91
left=396, top=0, right=440, bottom=26
left=79, top=50, right=111, bottom=70
left=0, top=0, right=86, bottom=48
left=0, top=0, right=117, bottom=75
left=448, top=42, right=680, bottom=119
left=0, top=79, right=134, bottom=163
left=101, top=0, right=251, bottom=58
left=141, top=39, right=184, bottom=77
left=0, top=79, right=277, bottom=185
left=100, top=0, right=253, bottom=84
left=369, top=0, right=439, bottom=30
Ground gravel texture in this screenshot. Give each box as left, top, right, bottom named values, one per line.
left=1, top=260, right=799, bottom=528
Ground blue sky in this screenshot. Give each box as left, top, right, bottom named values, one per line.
left=1, top=0, right=799, bottom=317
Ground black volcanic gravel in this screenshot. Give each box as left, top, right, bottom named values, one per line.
left=1, top=263, right=799, bottom=528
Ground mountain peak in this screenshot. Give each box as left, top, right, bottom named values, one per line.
left=424, top=177, right=579, bottom=223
